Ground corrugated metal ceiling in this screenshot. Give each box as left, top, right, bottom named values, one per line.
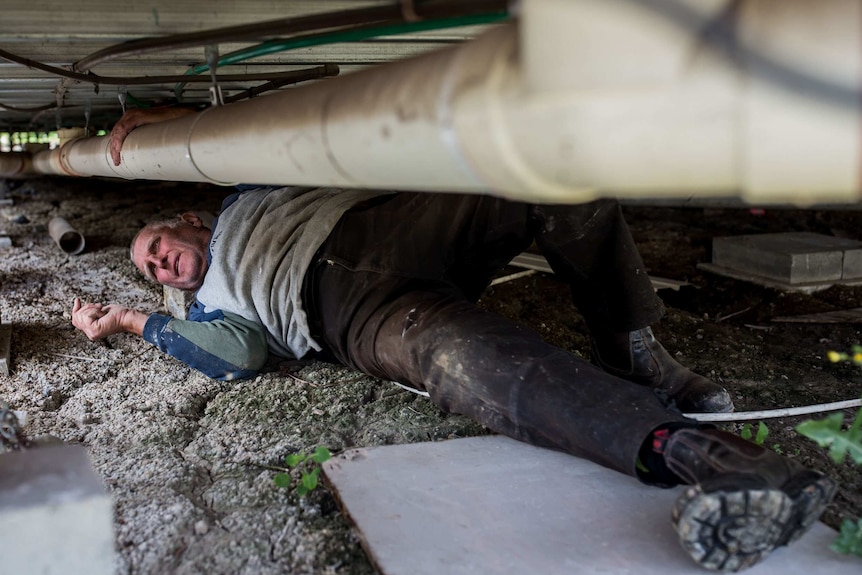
left=0, top=1, right=502, bottom=133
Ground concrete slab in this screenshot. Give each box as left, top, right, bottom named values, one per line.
left=0, top=445, right=114, bottom=575
left=323, top=435, right=859, bottom=575
left=711, top=232, right=862, bottom=285
left=697, top=262, right=862, bottom=294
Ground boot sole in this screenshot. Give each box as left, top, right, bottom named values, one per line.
left=671, top=475, right=837, bottom=572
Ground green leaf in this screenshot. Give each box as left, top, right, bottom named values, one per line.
left=755, top=421, right=769, bottom=445
left=796, top=413, right=862, bottom=465
left=311, top=446, right=331, bottom=464
left=273, top=472, right=291, bottom=488
left=296, top=484, right=309, bottom=497
left=284, top=453, right=304, bottom=467
left=302, top=468, right=320, bottom=491
left=740, top=423, right=752, bottom=441
left=829, top=518, right=862, bottom=557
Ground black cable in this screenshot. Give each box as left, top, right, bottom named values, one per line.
left=0, top=49, right=337, bottom=86
left=73, top=0, right=509, bottom=72
left=223, top=64, right=340, bottom=104
left=0, top=102, right=56, bottom=113
left=0, top=65, right=338, bottom=122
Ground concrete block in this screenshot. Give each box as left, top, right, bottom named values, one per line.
left=164, top=286, right=196, bottom=319
left=712, top=232, right=862, bottom=285
left=841, top=247, right=862, bottom=279
left=0, top=445, right=114, bottom=575
left=0, top=324, right=10, bottom=376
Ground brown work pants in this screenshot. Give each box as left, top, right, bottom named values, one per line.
left=306, top=192, right=690, bottom=477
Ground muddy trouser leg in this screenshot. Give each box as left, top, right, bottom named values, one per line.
left=306, top=193, right=688, bottom=475
left=530, top=200, right=665, bottom=332
left=310, top=265, right=691, bottom=477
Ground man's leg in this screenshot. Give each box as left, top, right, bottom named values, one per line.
left=312, top=266, right=687, bottom=476
left=530, top=200, right=734, bottom=413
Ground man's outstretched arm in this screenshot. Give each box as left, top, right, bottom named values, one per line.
left=71, top=298, right=268, bottom=380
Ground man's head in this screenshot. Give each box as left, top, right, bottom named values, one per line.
left=130, top=213, right=211, bottom=290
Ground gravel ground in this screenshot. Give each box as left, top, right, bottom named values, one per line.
left=0, top=176, right=860, bottom=573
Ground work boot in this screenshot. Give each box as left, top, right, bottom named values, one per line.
left=664, top=428, right=837, bottom=571
left=591, top=327, right=734, bottom=413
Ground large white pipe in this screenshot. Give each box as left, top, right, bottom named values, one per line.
left=0, top=153, right=33, bottom=177
left=41, top=0, right=862, bottom=204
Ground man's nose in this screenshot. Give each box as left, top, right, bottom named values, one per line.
left=150, top=254, right=168, bottom=269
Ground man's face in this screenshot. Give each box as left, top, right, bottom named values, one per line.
left=131, top=220, right=210, bottom=290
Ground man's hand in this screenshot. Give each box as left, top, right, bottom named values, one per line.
left=71, top=298, right=147, bottom=340
left=109, top=107, right=198, bottom=166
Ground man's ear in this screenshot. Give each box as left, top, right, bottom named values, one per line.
left=180, top=212, right=203, bottom=227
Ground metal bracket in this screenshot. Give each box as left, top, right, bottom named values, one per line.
left=117, top=85, right=127, bottom=113
left=84, top=99, right=91, bottom=133
left=206, top=44, right=225, bottom=107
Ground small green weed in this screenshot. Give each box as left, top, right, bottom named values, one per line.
left=272, top=446, right=332, bottom=496
left=832, top=518, right=862, bottom=556
left=740, top=421, right=769, bottom=445
left=796, top=409, right=862, bottom=466
left=800, top=346, right=862, bottom=560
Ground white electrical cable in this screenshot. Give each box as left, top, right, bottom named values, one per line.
left=489, top=269, right=538, bottom=287
left=392, top=381, right=861, bottom=423
left=392, top=381, right=430, bottom=397
left=683, top=398, right=862, bottom=422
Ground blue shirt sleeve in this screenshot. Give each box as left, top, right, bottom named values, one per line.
left=142, top=306, right=269, bottom=381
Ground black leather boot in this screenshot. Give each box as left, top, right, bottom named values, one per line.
left=664, top=428, right=837, bottom=571
left=591, top=327, right=734, bottom=413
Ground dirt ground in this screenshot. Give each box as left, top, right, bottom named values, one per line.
left=0, top=177, right=860, bottom=574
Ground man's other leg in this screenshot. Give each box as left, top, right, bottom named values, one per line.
left=531, top=200, right=733, bottom=413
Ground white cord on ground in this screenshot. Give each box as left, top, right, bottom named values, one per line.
left=684, top=398, right=862, bottom=422
left=393, top=381, right=860, bottom=423
left=392, top=381, right=430, bottom=397
left=489, top=269, right=538, bottom=287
